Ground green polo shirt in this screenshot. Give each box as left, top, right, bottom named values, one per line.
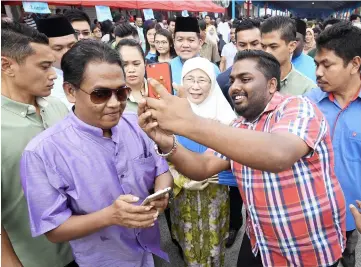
left=1, top=95, right=73, bottom=267
left=280, top=66, right=317, bottom=96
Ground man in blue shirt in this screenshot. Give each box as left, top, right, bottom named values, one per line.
left=306, top=22, right=361, bottom=267
left=292, top=19, right=317, bottom=82
left=170, top=17, right=219, bottom=89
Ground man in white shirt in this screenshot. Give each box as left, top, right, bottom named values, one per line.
left=37, top=16, right=77, bottom=110
left=220, top=24, right=237, bottom=72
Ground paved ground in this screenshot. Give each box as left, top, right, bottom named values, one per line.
left=154, top=210, right=361, bottom=267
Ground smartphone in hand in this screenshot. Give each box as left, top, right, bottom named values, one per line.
left=141, top=187, right=172, bottom=206
left=146, top=62, right=173, bottom=98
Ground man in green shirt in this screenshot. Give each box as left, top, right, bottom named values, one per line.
left=1, top=22, right=74, bottom=267
left=260, top=16, right=316, bottom=95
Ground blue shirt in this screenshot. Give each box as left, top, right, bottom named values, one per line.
left=292, top=53, right=317, bottom=83
left=170, top=56, right=220, bottom=91
left=306, top=87, right=361, bottom=231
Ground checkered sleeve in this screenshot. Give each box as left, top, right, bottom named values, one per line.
left=270, top=96, right=328, bottom=151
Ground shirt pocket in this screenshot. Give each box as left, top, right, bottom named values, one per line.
left=343, top=129, right=361, bottom=162
left=131, top=155, right=157, bottom=193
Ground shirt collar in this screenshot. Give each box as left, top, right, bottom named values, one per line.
left=68, top=110, right=120, bottom=141
left=315, top=86, right=361, bottom=103
left=238, top=92, right=285, bottom=125
left=1, top=95, right=49, bottom=117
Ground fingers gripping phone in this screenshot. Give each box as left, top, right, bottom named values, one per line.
left=141, top=187, right=172, bottom=206
left=146, top=62, right=173, bottom=98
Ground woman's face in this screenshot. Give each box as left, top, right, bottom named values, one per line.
left=183, top=69, right=212, bottom=105
left=92, top=27, right=102, bottom=39
left=155, top=34, right=170, bottom=55
left=147, top=28, right=156, bottom=47
left=119, top=46, right=145, bottom=87
left=305, top=30, right=313, bottom=43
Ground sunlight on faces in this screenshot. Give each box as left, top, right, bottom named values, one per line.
left=136, top=18, right=143, bottom=27
left=49, top=34, right=77, bottom=69
left=72, top=21, right=91, bottom=40
left=119, top=46, right=145, bottom=88
left=174, top=32, right=202, bottom=60
left=168, top=21, right=175, bottom=33
left=305, top=30, right=313, bottom=43
left=183, top=69, right=211, bottom=105
left=229, top=59, right=276, bottom=120
left=236, top=28, right=262, bottom=51
left=147, top=28, right=156, bottom=47
left=6, top=43, right=57, bottom=97
left=315, top=48, right=360, bottom=93
left=261, top=31, right=296, bottom=66
left=155, top=34, right=170, bottom=55
left=67, top=62, right=127, bottom=130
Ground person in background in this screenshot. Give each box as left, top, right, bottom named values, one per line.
left=20, top=40, right=172, bottom=267
left=139, top=49, right=346, bottom=267
left=220, top=23, right=237, bottom=72
left=55, top=8, right=62, bottom=15
left=21, top=7, right=37, bottom=29
left=306, top=22, right=361, bottom=267
left=291, top=19, right=317, bottom=82
left=154, top=29, right=176, bottom=63
left=323, top=18, right=341, bottom=30
left=170, top=17, right=220, bottom=87
left=144, top=21, right=157, bottom=61
left=1, top=21, right=74, bottom=267
left=261, top=16, right=316, bottom=95
left=304, top=28, right=316, bottom=54
left=205, top=15, right=212, bottom=29
left=168, top=57, right=235, bottom=266
left=135, top=16, right=146, bottom=52
left=350, top=13, right=361, bottom=24
left=37, top=16, right=77, bottom=110
left=217, top=19, right=262, bottom=106
left=206, top=25, right=219, bottom=47
left=167, top=17, right=176, bottom=38
left=63, top=9, right=91, bottom=40
left=114, top=23, right=140, bottom=47
left=100, top=19, right=115, bottom=44
left=199, top=20, right=221, bottom=65
left=162, top=19, right=168, bottom=30
left=117, top=39, right=148, bottom=113
left=307, top=27, right=321, bottom=58
left=217, top=16, right=231, bottom=44
left=91, top=24, right=102, bottom=41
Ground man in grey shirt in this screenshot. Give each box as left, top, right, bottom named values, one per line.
left=260, top=16, right=316, bottom=95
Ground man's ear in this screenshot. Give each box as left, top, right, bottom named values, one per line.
left=1, top=56, right=16, bottom=77
left=288, top=40, right=297, bottom=55
left=63, top=82, right=76, bottom=104
left=350, top=56, right=361, bottom=75
left=268, top=77, right=278, bottom=94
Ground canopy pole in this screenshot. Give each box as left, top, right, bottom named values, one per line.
left=232, top=0, right=235, bottom=19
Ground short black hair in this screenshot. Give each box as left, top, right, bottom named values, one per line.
left=235, top=19, right=260, bottom=39
left=55, top=8, right=61, bottom=14
left=313, top=27, right=321, bottom=35
left=234, top=50, right=281, bottom=91
left=64, top=9, right=91, bottom=27
left=322, top=18, right=341, bottom=30
left=261, top=16, right=296, bottom=43
left=1, top=21, right=48, bottom=63
left=61, top=39, right=124, bottom=88
left=114, top=23, right=138, bottom=38
left=198, top=20, right=206, bottom=31
left=116, top=38, right=145, bottom=63
left=167, top=17, right=176, bottom=25
left=317, top=21, right=361, bottom=70
left=350, top=14, right=360, bottom=22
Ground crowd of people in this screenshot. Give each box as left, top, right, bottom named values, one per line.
left=1, top=6, right=361, bottom=267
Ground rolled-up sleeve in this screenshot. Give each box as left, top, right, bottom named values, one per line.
left=20, top=150, right=72, bottom=237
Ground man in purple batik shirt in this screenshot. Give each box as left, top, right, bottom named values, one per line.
left=20, top=40, right=173, bottom=267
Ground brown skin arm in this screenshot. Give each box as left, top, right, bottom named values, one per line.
left=149, top=171, right=174, bottom=212
left=1, top=225, right=23, bottom=267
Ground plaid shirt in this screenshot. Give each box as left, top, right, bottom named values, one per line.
left=214, top=92, right=346, bottom=267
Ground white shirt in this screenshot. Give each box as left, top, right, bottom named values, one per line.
left=217, top=21, right=230, bottom=43
left=221, top=42, right=237, bottom=70
left=51, top=68, right=73, bottom=110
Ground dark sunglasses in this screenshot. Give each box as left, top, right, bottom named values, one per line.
left=77, top=86, right=131, bottom=104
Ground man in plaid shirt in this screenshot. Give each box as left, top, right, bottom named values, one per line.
left=138, top=49, right=346, bottom=267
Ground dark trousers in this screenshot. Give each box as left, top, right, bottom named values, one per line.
left=237, top=234, right=340, bottom=267
left=341, top=229, right=359, bottom=267
left=229, top=186, right=243, bottom=231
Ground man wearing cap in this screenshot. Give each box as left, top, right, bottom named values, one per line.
left=292, top=19, right=317, bottom=82
left=37, top=16, right=77, bottom=110
left=170, top=17, right=220, bottom=88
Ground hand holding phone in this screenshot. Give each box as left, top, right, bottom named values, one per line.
left=141, top=187, right=172, bottom=206
left=146, top=63, right=173, bottom=98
